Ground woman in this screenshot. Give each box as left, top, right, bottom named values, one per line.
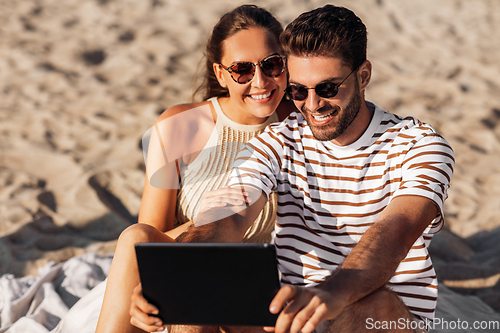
left=96, top=5, right=291, bottom=333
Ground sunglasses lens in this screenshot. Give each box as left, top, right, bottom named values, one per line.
left=285, top=81, right=340, bottom=101
left=315, top=82, right=339, bottom=98
left=285, top=85, right=308, bottom=101
left=229, top=62, right=255, bottom=84
left=225, top=55, right=284, bottom=84
left=261, top=56, right=284, bottom=77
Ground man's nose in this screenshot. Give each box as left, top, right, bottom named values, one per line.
left=304, top=89, right=323, bottom=113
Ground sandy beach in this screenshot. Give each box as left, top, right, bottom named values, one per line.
left=1, top=0, right=500, bottom=330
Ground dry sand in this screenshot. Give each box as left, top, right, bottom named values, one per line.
left=1, top=0, right=499, bottom=322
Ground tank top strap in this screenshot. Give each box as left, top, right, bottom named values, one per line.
left=207, top=96, right=223, bottom=120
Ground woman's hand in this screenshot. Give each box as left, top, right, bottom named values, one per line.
left=129, top=283, right=166, bottom=332
left=198, top=186, right=252, bottom=214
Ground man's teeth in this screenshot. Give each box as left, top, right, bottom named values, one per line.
left=312, top=112, right=333, bottom=120
left=250, top=92, right=272, bottom=99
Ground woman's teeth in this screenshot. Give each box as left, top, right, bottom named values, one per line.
left=250, top=92, right=272, bottom=100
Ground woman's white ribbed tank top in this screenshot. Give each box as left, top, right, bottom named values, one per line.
left=175, top=97, right=278, bottom=243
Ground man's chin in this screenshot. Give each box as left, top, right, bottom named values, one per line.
left=304, top=117, right=338, bottom=141
left=312, top=132, right=338, bottom=142
left=309, top=125, right=340, bottom=142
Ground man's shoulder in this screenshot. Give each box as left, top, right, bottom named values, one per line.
left=241, top=112, right=306, bottom=158
left=371, top=105, right=453, bottom=158
left=372, top=104, right=444, bottom=141
left=258, top=111, right=306, bottom=140
left=396, top=115, right=446, bottom=144
left=269, top=110, right=304, bottom=128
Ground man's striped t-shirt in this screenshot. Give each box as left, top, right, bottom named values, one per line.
left=227, top=102, right=454, bottom=320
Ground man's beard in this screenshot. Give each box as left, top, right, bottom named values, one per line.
left=301, top=86, right=362, bottom=142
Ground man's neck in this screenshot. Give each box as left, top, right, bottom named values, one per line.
left=330, top=101, right=374, bottom=147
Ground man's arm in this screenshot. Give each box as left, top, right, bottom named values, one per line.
left=268, top=195, right=438, bottom=333
left=176, top=186, right=268, bottom=243
left=323, top=195, right=438, bottom=303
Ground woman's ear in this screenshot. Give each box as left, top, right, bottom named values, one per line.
left=213, top=63, right=228, bottom=88
left=358, top=60, right=372, bottom=90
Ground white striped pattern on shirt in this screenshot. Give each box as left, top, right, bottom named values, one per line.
left=228, top=102, right=455, bottom=320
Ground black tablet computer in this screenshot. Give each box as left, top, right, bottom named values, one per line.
left=135, top=242, right=281, bottom=326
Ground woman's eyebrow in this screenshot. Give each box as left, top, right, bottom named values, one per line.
left=228, top=53, right=281, bottom=66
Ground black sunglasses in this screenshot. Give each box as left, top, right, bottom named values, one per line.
left=284, top=65, right=360, bottom=101
left=219, top=54, right=285, bottom=84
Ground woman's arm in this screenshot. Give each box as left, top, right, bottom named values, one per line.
left=138, top=175, right=178, bottom=232
left=138, top=101, right=217, bottom=232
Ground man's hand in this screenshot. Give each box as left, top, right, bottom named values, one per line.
left=129, top=283, right=166, bottom=332
left=198, top=186, right=251, bottom=214
left=264, top=285, right=346, bottom=333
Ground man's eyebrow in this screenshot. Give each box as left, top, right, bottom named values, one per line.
left=289, top=76, right=343, bottom=86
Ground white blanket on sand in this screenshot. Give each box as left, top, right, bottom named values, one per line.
left=1, top=253, right=499, bottom=333
left=0, top=253, right=111, bottom=333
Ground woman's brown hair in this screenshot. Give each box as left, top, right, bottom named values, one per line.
left=194, top=5, right=283, bottom=101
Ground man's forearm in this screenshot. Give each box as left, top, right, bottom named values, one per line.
left=175, top=209, right=243, bottom=243
left=320, top=196, right=437, bottom=310
left=320, top=218, right=410, bottom=307
left=175, top=188, right=268, bottom=243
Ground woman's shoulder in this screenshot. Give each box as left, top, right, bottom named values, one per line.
left=155, top=100, right=214, bottom=124
left=152, top=100, right=217, bottom=166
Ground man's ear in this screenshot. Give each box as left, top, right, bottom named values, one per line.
left=213, top=63, right=228, bottom=88
left=358, top=60, right=372, bottom=90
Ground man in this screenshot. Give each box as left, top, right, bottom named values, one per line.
left=132, top=5, right=454, bottom=333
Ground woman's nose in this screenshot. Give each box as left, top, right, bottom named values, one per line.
left=251, top=65, right=268, bottom=88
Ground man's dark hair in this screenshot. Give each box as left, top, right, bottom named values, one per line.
left=280, top=5, right=367, bottom=70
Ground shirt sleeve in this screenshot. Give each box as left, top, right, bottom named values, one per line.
left=394, top=132, right=455, bottom=233
left=227, top=131, right=282, bottom=200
